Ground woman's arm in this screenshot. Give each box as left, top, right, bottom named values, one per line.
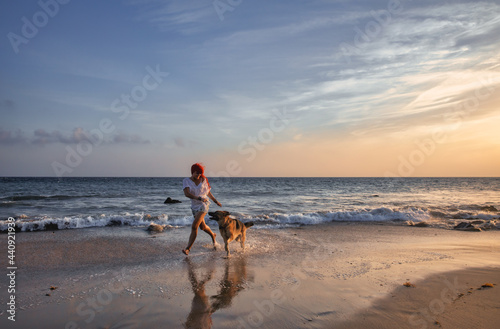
left=207, top=191, right=221, bottom=207
left=183, top=187, right=207, bottom=202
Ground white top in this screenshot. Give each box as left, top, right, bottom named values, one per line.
left=183, top=177, right=211, bottom=211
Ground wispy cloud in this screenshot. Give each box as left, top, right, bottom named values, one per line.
left=334, top=2, right=500, bottom=64
left=279, top=2, right=500, bottom=134
left=129, top=0, right=214, bottom=34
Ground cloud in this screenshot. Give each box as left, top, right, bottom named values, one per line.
left=0, top=128, right=151, bottom=146
left=274, top=1, right=500, bottom=136
left=113, top=132, right=151, bottom=144
left=32, top=128, right=93, bottom=145
left=0, top=129, right=25, bottom=144
left=171, top=136, right=199, bottom=148
left=335, top=2, right=500, bottom=65
left=129, top=0, right=214, bottom=34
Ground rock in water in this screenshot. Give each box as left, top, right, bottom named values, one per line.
left=164, top=197, right=181, bottom=204
left=454, top=222, right=472, bottom=229
left=147, top=223, right=166, bottom=232
left=454, top=222, right=481, bottom=232
left=407, top=221, right=429, bottom=227
left=146, top=223, right=176, bottom=232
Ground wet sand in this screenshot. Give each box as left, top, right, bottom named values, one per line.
left=1, top=223, right=499, bottom=328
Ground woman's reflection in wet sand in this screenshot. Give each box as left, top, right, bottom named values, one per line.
left=184, top=257, right=215, bottom=329
left=183, top=256, right=253, bottom=329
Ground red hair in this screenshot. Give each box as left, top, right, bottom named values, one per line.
left=191, top=163, right=210, bottom=188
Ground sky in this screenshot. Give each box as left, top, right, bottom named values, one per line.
left=1, top=0, right=499, bottom=177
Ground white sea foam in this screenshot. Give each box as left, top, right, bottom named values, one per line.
left=249, top=207, right=432, bottom=227
left=0, top=213, right=172, bottom=232
left=2, top=205, right=499, bottom=232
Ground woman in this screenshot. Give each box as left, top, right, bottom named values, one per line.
left=182, top=163, right=222, bottom=255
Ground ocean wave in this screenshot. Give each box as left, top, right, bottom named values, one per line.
left=0, top=213, right=191, bottom=232
left=0, top=194, right=96, bottom=202
left=2, top=206, right=499, bottom=232
left=244, top=205, right=499, bottom=228
left=0, top=201, right=16, bottom=207
left=250, top=207, right=431, bottom=226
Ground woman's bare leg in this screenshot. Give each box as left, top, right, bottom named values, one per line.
left=183, top=212, right=216, bottom=254
left=199, top=219, right=217, bottom=250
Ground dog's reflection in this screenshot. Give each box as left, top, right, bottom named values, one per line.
left=184, top=256, right=253, bottom=329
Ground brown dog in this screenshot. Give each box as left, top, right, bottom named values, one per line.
left=209, top=211, right=254, bottom=257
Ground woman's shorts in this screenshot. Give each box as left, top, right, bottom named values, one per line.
left=191, top=203, right=209, bottom=217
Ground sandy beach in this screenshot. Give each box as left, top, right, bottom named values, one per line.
left=1, top=222, right=499, bottom=328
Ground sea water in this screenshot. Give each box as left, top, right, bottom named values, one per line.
left=1, top=177, right=499, bottom=232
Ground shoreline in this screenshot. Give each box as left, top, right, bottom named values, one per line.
left=1, top=222, right=499, bottom=328
left=2, top=214, right=499, bottom=233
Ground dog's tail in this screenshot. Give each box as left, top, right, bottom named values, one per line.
left=245, top=222, right=254, bottom=228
